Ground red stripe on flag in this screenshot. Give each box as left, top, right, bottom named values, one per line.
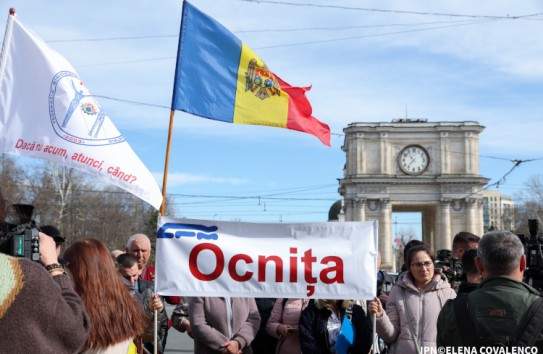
left=276, top=76, right=331, bottom=146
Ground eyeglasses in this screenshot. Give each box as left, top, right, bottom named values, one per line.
left=411, top=261, right=434, bottom=270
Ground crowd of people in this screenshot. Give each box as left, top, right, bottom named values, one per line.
left=1, top=228, right=542, bottom=353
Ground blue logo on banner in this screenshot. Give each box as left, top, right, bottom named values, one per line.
left=48, top=71, right=125, bottom=146
left=157, top=223, right=219, bottom=240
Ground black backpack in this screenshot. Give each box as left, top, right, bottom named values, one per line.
left=454, top=294, right=543, bottom=347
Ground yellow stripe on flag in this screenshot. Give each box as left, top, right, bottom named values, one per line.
left=233, top=44, right=288, bottom=127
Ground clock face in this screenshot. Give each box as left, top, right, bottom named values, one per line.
left=398, top=145, right=429, bottom=175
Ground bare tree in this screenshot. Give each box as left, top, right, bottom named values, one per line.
left=514, top=175, right=543, bottom=234
left=392, top=227, right=417, bottom=272
left=2, top=158, right=160, bottom=249
left=0, top=155, right=29, bottom=206
left=25, top=162, right=94, bottom=237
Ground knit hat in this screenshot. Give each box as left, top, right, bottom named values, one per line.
left=40, top=225, right=65, bottom=245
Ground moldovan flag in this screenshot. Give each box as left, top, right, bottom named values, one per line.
left=172, top=1, right=331, bottom=146
left=0, top=13, right=163, bottom=210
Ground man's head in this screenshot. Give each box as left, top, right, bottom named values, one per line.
left=110, top=249, right=125, bottom=261
left=125, top=233, right=151, bottom=271
left=452, top=231, right=480, bottom=259
left=461, top=248, right=480, bottom=283
left=476, top=230, right=525, bottom=280
left=116, top=253, right=140, bottom=286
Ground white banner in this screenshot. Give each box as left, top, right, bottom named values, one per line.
left=0, top=15, right=162, bottom=210
left=156, top=217, right=378, bottom=299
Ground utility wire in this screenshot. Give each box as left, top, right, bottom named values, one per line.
left=48, top=34, right=177, bottom=43
left=93, top=95, right=170, bottom=109
left=252, top=19, right=497, bottom=50
left=93, top=93, right=543, bottom=166
left=237, top=19, right=486, bottom=33
left=239, top=1, right=543, bottom=20
left=46, top=12, right=525, bottom=64
left=487, top=159, right=533, bottom=190
left=461, top=159, right=541, bottom=199
left=76, top=57, right=173, bottom=68
left=47, top=20, right=483, bottom=42
left=62, top=19, right=498, bottom=55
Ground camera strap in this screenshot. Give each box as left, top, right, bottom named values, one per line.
left=453, top=294, right=478, bottom=346
left=402, top=289, right=422, bottom=354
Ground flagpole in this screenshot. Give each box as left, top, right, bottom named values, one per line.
left=0, top=9, right=15, bottom=86
left=155, top=2, right=188, bottom=352
left=159, top=109, right=176, bottom=216
left=154, top=111, right=175, bottom=354
left=160, top=0, right=187, bottom=216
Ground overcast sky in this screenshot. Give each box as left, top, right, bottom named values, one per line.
left=1, top=0, right=542, bottom=237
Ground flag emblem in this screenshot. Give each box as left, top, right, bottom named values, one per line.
left=49, top=71, right=125, bottom=146
left=81, top=102, right=97, bottom=115
left=244, top=58, right=280, bottom=100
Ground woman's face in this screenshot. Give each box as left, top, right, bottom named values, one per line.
left=409, top=251, right=434, bottom=286
left=320, top=299, right=339, bottom=309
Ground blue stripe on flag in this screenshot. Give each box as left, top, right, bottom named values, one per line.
left=172, top=1, right=241, bottom=123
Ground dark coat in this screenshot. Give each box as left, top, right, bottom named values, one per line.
left=251, top=298, right=278, bottom=354
left=299, top=300, right=372, bottom=354
left=137, top=278, right=169, bottom=354
left=437, top=275, right=543, bottom=349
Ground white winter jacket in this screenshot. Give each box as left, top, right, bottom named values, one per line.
left=376, top=272, right=456, bottom=354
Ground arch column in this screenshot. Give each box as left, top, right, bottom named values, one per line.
left=465, top=198, right=483, bottom=235
left=421, top=207, right=436, bottom=251
left=344, top=198, right=354, bottom=221
left=438, top=199, right=452, bottom=251
left=379, top=199, right=393, bottom=269
left=355, top=198, right=366, bottom=221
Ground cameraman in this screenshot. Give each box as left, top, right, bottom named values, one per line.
left=0, top=232, right=90, bottom=353
left=457, top=248, right=481, bottom=294
left=452, top=231, right=480, bottom=259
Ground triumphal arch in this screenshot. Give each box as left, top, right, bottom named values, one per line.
left=338, top=119, right=489, bottom=269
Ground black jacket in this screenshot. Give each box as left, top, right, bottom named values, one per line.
left=299, top=300, right=372, bottom=354
left=137, top=278, right=169, bottom=354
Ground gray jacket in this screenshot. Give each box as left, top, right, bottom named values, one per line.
left=189, top=297, right=261, bottom=354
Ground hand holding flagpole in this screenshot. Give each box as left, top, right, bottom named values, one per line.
left=372, top=310, right=379, bottom=353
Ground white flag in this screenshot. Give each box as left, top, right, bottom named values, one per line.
left=0, top=14, right=162, bottom=210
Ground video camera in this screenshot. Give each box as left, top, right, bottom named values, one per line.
left=435, top=249, right=464, bottom=284
left=377, top=270, right=396, bottom=296
left=518, top=219, right=543, bottom=291
left=0, top=204, right=40, bottom=261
